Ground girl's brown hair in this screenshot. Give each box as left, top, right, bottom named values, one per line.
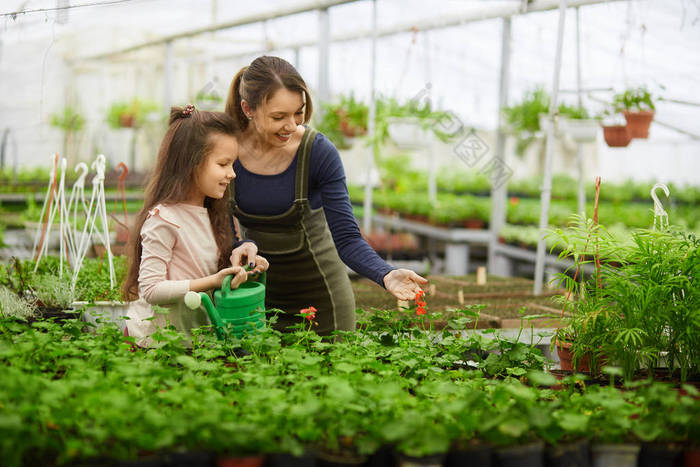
left=225, top=55, right=313, bottom=129
left=122, top=106, right=240, bottom=301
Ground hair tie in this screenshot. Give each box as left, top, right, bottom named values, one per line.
left=182, top=104, right=195, bottom=117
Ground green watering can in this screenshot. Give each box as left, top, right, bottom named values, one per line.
left=184, top=272, right=266, bottom=340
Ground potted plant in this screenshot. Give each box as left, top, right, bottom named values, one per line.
left=584, top=384, right=642, bottom=467
left=612, top=87, right=655, bottom=139
left=106, top=99, right=160, bottom=129
left=559, top=103, right=599, bottom=143
left=315, top=93, right=368, bottom=149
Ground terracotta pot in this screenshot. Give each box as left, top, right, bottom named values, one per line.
left=555, top=340, right=607, bottom=373
left=119, top=114, right=135, bottom=128
left=684, top=447, right=700, bottom=467
left=623, top=110, right=654, bottom=138
left=461, top=218, right=485, bottom=230
left=216, top=455, right=265, bottom=467
left=602, top=125, right=632, bottom=147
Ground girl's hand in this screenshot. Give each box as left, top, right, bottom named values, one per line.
left=216, top=266, right=248, bottom=289
left=383, top=269, right=429, bottom=300
left=189, top=266, right=248, bottom=293
left=230, top=242, right=258, bottom=269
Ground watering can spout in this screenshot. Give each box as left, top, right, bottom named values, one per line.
left=184, top=291, right=224, bottom=329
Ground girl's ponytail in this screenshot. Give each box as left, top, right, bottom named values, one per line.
left=226, top=66, right=249, bottom=130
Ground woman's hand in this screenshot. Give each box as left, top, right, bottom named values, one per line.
left=250, top=255, right=269, bottom=274
left=230, top=241, right=258, bottom=269
left=383, top=269, right=429, bottom=300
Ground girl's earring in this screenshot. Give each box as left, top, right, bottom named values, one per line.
left=247, top=115, right=253, bottom=120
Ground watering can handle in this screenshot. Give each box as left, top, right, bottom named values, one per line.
left=221, top=270, right=267, bottom=294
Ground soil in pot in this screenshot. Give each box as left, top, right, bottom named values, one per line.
left=35, top=306, right=80, bottom=323
left=546, top=440, right=590, bottom=467
left=590, top=444, right=640, bottom=467
left=602, top=125, right=632, bottom=147
left=623, top=111, right=654, bottom=138
left=494, top=441, right=544, bottom=467
left=638, top=442, right=683, bottom=467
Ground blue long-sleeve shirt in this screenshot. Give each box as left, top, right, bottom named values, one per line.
left=233, top=132, right=394, bottom=286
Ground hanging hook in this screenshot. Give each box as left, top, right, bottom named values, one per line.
left=74, top=162, right=88, bottom=188
left=650, top=183, right=670, bottom=230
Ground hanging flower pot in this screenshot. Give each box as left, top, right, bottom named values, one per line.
left=622, top=110, right=654, bottom=138
left=602, top=125, right=632, bottom=148
left=561, top=117, right=600, bottom=143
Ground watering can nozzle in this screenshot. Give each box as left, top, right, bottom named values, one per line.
left=184, top=291, right=202, bottom=310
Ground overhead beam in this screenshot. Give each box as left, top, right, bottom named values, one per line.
left=75, top=0, right=359, bottom=61
left=213, top=0, right=626, bottom=61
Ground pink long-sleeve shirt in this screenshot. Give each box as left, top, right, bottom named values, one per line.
left=126, top=203, right=220, bottom=345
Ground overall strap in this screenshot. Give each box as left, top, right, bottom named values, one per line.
left=294, top=127, right=318, bottom=201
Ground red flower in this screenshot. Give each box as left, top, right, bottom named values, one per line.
left=509, top=196, right=520, bottom=206
left=415, top=290, right=427, bottom=315
left=300, top=306, right=317, bottom=321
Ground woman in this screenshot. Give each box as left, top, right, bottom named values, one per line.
left=226, top=55, right=427, bottom=334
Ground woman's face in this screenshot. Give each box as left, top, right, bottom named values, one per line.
left=189, top=133, right=238, bottom=205
left=246, top=88, right=305, bottom=148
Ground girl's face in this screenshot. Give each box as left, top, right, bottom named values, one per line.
left=245, top=87, right=305, bottom=148
left=189, top=133, right=238, bottom=205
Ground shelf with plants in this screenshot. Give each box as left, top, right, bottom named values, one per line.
left=350, top=184, right=700, bottom=233
left=1, top=295, right=699, bottom=466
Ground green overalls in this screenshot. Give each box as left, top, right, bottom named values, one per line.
left=230, top=128, right=356, bottom=335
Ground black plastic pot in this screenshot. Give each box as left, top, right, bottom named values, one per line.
left=116, top=457, right=164, bottom=467
left=546, top=440, right=590, bottom=467
left=265, top=452, right=317, bottom=467
left=366, top=445, right=396, bottom=467
left=397, top=452, right=445, bottom=467
left=316, top=450, right=367, bottom=467
left=494, top=442, right=545, bottom=467
left=444, top=443, right=492, bottom=467
left=638, top=443, right=683, bottom=467
left=165, top=451, right=213, bottom=467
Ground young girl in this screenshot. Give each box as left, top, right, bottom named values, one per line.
left=122, top=104, right=268, bottom=346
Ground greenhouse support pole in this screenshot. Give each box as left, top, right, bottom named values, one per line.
left=534, top=0, right=567, bottom=295
left=487, top=17, right=512, bottom=277
left=575, top=6, right=586, bottom=216
left=293, top=47, right=301, bottom=69
left=164, top=40, right=174, bottom=112
left=318, top=7, right=330, bottom=105
left=363, top=0, right=377, bottom=235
